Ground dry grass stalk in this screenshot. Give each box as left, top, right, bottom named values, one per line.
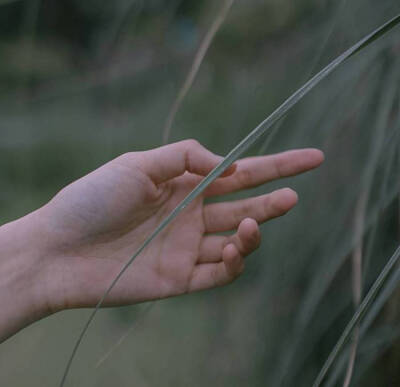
left=342, top=191, right=366, bottom=387
left=162, top=0, right=234, bottom=144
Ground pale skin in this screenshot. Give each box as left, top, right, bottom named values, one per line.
left=0, top=140, right=324, bottom=342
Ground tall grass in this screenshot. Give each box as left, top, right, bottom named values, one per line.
left=59, top=13, right=400, bottom=387
left=312, top=246, right=400, bottom=387
left=1, top=2, right=400, bottom=387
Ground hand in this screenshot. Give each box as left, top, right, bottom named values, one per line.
left=0, top=140, right=323, bottom=340
left=32, top=140, right=323, bottom=312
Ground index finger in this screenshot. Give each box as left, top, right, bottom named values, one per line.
left=204, top=148, right=324, bottom=197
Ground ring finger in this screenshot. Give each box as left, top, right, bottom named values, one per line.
left=203, top=187, right=298, bottom=234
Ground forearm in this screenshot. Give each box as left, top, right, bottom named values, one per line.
left=0, top=211, right=52, bottom=342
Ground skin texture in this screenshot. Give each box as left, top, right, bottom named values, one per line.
left=0, top=140, right=324, bottom=342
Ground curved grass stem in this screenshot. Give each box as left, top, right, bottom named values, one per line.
left=59, top=14, right=400, bottom=387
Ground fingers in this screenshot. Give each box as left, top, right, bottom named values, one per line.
left=188, top=247, right=241, bottom=292
left=222, top=244, right=244, bottom=281
left=203, top=187, right=298, bottom=233
left=135, top=139, right=236, bottom=184
left=189, top=219, right=260, bottom=292
left=198, top=218, right=261, bottom=263
left=204, top=148, right=324, bottom=197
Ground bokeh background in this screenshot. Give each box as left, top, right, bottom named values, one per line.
left=1, top=0, right=400, bottom=386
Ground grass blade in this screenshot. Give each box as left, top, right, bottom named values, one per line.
left=271, top=56, right=382, bottom=387
left=342, top=59, right=399, bottom=387
left=94, top=302, right=154, bottom=369
left=59, top=13, right=400, bottom=387
left=258, top=0, right=349, bottom=155
left=312, top=245, right=400, bottom=387
left=326, top=115, right=400, bottom=386
left=315, top=60, right=400, bottom=387
left=162, top=0, right=234, bottom=144
left=326, top=325, right=400, bottom=387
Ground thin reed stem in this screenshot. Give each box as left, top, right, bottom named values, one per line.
left=162, top=0, right=234, bottom=144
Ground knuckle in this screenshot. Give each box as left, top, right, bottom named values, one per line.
left=268, top=195, right=287, bottom=216
left=238, top=200, right=253, bottom=218
left=263, top=195, right=273, bottom=217
left=211, top=265, right=222, bottom=287
left=233, top=207, right=245, bottom=225
left=183, top=139, right=200, bottom=150
left=205, top=210, right=217, bottom=232
left=114, top=152, right=137, bottom=170
left=272, top=155, right=283, bottom=178
left=247, top=229, right=261, bottom=250
left=181, top=140, right=201, bottom=171
left=236, top=168, right=253, bottom=187
left=116, top=151, right=134, bottom=164
left=116, top=151, right=145, bottom=169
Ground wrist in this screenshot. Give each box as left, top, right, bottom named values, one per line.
left=0, top=209, right=54, bottom=341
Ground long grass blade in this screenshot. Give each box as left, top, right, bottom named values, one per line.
left=361, top=252, right=400, bottom=335
left=272, top=61, right=380, bottom=386
left=59, top=14, right=400, bottom=387
left=95, top=1, right=234, bottom=359
left=312, top=245, right=400, bottom=387
left=342, top=59, right=399, bottom=387
left=326, top=110, right=400, bottom=386
left=94, top=302, right=154, bottom=369
left=258, top=0, right=349, bottom=155
left=326, top=325, right=400, bottom=387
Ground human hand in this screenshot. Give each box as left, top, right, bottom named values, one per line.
left=31, top=140, right=323, bottom=312
left=0, top=140, right=324, bottom=340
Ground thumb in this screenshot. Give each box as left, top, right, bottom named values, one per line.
left=138, top=139, right=236, bottom=184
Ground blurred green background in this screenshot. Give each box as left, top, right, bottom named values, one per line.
left=1, top=0, right=400, bottom=386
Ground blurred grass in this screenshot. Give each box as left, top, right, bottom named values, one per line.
left=1, top=1, right=400, bottom=386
